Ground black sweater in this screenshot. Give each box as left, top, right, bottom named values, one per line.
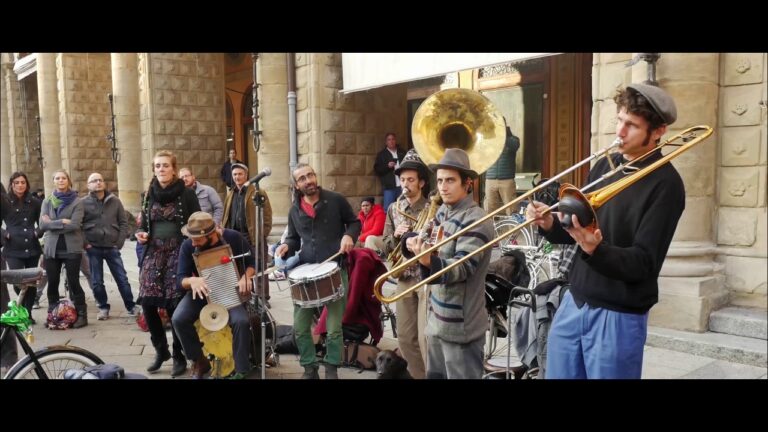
left=542, top=150, right=685, bottom=314
left=284, top=188, right=361, bottom=265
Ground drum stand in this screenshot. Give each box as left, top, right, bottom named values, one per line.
left=251, top=180, right=269, bottom=380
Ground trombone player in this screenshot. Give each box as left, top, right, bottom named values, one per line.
left=403, top=148, right=494, bottom=379
left=527, top=83, right=684, bottom=379
left=380, top=149, right=430, bottom=379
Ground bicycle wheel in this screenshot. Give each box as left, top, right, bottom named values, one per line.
left=526, top=260, right=551, bottom=289
left=495, top=219, right=534, bottom=254
left=4, top=345, right=103, bottom=379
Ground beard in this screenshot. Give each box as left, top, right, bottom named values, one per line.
left=300, top=182, right=318, bottom=196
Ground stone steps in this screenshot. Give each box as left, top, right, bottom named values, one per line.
left=646, top=326, right=767, bottom=368
left=709, top=306, right=767, bottom=340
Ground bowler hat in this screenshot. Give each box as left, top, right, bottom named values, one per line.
left=428, top=148, right=478, bottom=179
left=627, top=83, right=677, bottom=125
left=181, top=211, right=217, bottom=238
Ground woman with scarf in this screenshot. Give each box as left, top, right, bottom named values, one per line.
left=136, top=150, right=200, bottom=376
left=39, top=169, right=87, bottom=328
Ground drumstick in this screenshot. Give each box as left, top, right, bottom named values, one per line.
left=321, top=251, right=343, bottom=264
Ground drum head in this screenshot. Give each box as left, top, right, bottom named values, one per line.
left=200, top=304, right=229, bottom=332
left=288, top=261, right=339, bottom=281
left=194, top=321, right=235, bottom=377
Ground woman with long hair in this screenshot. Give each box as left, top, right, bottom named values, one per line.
left=1, top=181, right=20, bottom=371
left=136, top=150, right=200, bottom=376
left=3, top=172, right=43, bottom=321
left=39, top=169, right=88, bottom=328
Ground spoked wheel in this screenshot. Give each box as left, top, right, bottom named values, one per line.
left=4, top=346, right=103, bottom=379
left=495, top=218, right=534, bottom=255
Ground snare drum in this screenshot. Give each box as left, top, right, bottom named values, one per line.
left=288, top=262, right=344, bottom=308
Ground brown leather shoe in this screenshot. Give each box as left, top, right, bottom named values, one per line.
left=190, top=357, right=211, bottom=379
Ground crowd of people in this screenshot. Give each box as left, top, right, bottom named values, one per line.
left=1, top=83, right=683, bottom=380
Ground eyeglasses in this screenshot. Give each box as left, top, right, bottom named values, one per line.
left=88, top=179, right=105, bottom=184
left=295, top=172, right=316, bottom=184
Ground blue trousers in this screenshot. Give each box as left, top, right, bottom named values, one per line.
left=383, top=188, right=400, bottom=213
left=546, top=291, right=648, bottom=379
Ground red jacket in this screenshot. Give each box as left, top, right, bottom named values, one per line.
left=358, top=204, right=385, bottom=243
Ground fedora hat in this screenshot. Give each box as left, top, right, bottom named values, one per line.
left=428, top=148, right=478, bottom=179
left=181, top=211, right=217, bottom=238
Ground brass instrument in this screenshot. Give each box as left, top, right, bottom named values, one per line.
left=385, top=88, right=506, bottom=279
left=386, top=191, right=443, bottom=278
left=372, top=116, right=714, bottom=303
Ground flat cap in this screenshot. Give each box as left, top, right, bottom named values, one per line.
left=627, top=83, right=677, bottom=125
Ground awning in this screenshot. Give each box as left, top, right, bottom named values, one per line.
left=13, top=53, right=37, bottom=81
left=341, top=53, right=555, bottom=94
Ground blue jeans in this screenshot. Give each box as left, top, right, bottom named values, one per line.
left=275, top=252, right=300, bottom=271
left=383, top=188, right=400, bottom=213
left=87, top=246, right=136, bottom=311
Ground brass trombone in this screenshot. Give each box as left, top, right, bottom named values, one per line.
left=373, top=125, right=714, bottom=304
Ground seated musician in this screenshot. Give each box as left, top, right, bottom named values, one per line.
left=172, top=211, right=255, bottom=379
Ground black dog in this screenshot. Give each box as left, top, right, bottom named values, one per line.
left=375, top=349, right=412, bottom=379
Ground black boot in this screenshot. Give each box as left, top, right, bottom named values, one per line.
left=72, top=305, right=88, bottom=329
left=171, top=352, right=187, bottom=377
left=147, top=344, right=171, bottom=373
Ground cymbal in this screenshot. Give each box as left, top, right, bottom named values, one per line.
left=199, top=303, right=229, bottom=331
left=256, top=266, right=278, bottom=278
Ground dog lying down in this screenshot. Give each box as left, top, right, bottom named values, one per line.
left=375, top=349, right=412, bottom=379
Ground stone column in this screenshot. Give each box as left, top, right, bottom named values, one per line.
left=111, top=53, right=143, bottom=213
left=258, top=53, right=291, bottom=235
left=642, top=53, right=727, bottom=332
left=35, top=53, right=63, bottom=196
left=1, top=54, right=12, bottom=182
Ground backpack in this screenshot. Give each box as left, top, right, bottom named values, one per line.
left=342, top=341, right=380, bottom=370
left=63, top=363, right=147, bottom=379
left=135, top=307, right=171, bottom=332
left=46, top=299, right=77, bottom=330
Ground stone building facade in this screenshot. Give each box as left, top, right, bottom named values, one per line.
left=1, top=52, right=765, bottom=332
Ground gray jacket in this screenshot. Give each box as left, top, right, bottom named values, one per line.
left=406, top=195, right=493, bottom=344
left=39, top=196, right=85, bottom=258
left=82, top=191, right=130, bottom=249
left=193, top=181, right=223, bottom=225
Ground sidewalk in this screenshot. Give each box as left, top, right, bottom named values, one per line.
left=17, top=241, right=767, bottom=380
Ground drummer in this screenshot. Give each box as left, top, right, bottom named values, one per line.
left=173, top=211, right=256, bottom=379
left=275, top=163, right=361, bottom=379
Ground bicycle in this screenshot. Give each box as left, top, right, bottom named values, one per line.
left=1, top=268, right=103, bottom=379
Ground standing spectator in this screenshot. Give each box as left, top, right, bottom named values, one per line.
left=220, top=149, right=244, bottom=191
left=135, top=150, right=200, bottom=376
left=484, top=117, right=521, bottom=215
left=3, top=172, right=42, bottom=320
left=222, top=163, right=272, bottom=301
left=1, top=181, right=19, bottom=372
left=82, top=172, right=137, bottom=321
left=39, top=169, right=88, bottom=328
left=179, top=167, right=224, bottom=226
left=374, top=132, right=406, bottom=212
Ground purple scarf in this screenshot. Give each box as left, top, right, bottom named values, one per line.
left=50, top=189, right=79, bottom=217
